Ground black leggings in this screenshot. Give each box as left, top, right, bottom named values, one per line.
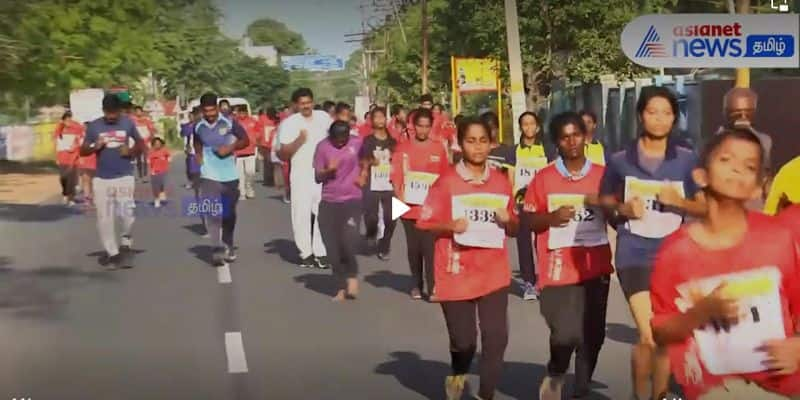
left=363, top=190, right=396, bottom=254
left=401, top=218, right=435, bottom=293
left=318, top=199, right=362, bottom=289
left=539, top=276, right=610, bottom=393
left=198, top=179, right=239, bottom=249
left=441, top=287, right=509, bottom=400
left=515, top=208, right=536, bottom=285
left=137, top=153, right=148, bottom=178
left=58, top=165, right=77, bottom=197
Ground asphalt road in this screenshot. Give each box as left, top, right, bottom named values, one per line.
left=0, top=155, right=641, bottom=400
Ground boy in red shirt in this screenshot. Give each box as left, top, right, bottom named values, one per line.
left=391, top=108, right=449, bottom=300
left=651, top=128, right=800, bottom=400
left=148, top=137, right=171, bottom=208
left=54, top=111, right=83, bottom=206
left=234, top=108, right=261, bottom=200
left=417, top=117, right=518, bottom=400
left=523, top=112, right=613, bottom=400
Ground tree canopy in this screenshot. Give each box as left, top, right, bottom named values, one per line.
left=245, top=18, right=307, bottom=55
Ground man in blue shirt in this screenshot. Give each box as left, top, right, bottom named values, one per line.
left=80, top=93, right=145, bottom=270
left=193, top=93, right=250, bottom=267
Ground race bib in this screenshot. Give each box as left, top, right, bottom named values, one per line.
left=101, top=130, right=128, bottom=149
left=624, top=177, right=685, bottom=238
left=404, top=171, right=438, bottom=205
left=56, top=134, right=77, bottom=151
left=452, top=193, right=510, bottom=249
left=515, top=156, right=548, bottom=191
left=676, top=267, right=785, bottom=375
left=137, top=125, right=151, bottom=139
left=547, top=194, right=608, bottom=250
left=370, top=164, right=392, bottom=191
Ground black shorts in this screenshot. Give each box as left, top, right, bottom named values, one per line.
left=616, top=266, right=652, bottom=300
left=151, top=173, right=166, bottom=193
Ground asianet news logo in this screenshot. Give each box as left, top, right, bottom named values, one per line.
left=636, top=23, right=795, bottom=59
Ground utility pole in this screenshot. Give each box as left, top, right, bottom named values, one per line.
left=421, top=0, right=429, bottom=93
left=730, top=0, right=751, bottom=87
left=504, top=0, right=526, bottom=144
left=389, top=0, right=408, bottom=44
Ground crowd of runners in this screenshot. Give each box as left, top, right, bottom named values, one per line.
left=50, top=85, right=800, bottom=400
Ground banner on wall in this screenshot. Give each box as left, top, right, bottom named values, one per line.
left=453, top=58, right=499, bottom=93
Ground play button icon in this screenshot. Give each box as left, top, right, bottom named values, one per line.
left=391, top=197, right=410, bottom=220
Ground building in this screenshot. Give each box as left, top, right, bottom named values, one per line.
left=239, top=37, right=278, bottom=66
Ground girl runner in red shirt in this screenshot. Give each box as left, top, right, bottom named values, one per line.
left=54, top=111, right=83, bottom=205
left=390, top=108, right=449, bottom=301
left=651, top=128, right=800, bottom=400
left=417, top=117, right=518, bottom=400
left=523, top=112, right=613, bottom=400
left=148, top=137, right=171, bottom=208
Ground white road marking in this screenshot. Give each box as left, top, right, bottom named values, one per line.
left=217, top=264, right=232, bottom=284
left=224, top=332, right=248, bottom=373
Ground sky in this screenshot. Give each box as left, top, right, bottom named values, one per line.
left=215, top=0, right=364, bottom=60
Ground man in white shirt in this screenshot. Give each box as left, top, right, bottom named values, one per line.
left=276, top=88, right=333, bottom=269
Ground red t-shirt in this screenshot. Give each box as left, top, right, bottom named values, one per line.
left=259, top=119, right=277, bottom=149
left=234, top=116, right=260, bottom=156
left=416, top=166, right=515, bottom=301
left=54, top=121, right=84, bottom=166
left=148, top=148, right=171, bottom=175
left=75, top=127, right=96, bottom=170
left=387, top=118, right=409, bottom=144
left=522, top=163, right=613, bottom=288
left=132, top=116, right=156, bottom=149
left=391, top=139, right=450, bottom=220
left=651, top=212, right=800, bottom=399
left=779, top=205, right=800, bottom=239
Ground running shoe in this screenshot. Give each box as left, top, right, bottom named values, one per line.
left=377, top=252, right=390, bottom=261
left=120, top=235, right=133, bottom=253
left=184, top=183, right=193, bottom=190
left=154, top=199, right=161, bottom=208
left=212, top=249, right=228, bottom=267
left=239, top=195, right=246, bottom=201
left=105, top=253, right=122, bottom=271
left=299, top=256, right=315, bottom=268
left=62, top=196, right=69, bottom=205
left=282, top=195, right=290, bottom=204
left=523, top=281, right=540, bottom=301
left=410, top=288, right=422, bottom=300
left=445, top=375, right=466, bottom=400
left=314, top=256, right=331, bottom=269
left=246, top=192, right=255, bottom=199
left=224, top=246, right=237, bottom=263
left=539, top=375, right=564, bottom=400
left=67, top=200, right=76, bottom=207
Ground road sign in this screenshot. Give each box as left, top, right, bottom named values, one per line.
left=391, top=197, right=410, bottom=220
left=281, top=55, right=345, bottom=72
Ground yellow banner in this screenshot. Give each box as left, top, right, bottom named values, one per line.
left=454, top=58, right=498, bottom=93
left=33, top=122, right=57, bottom=161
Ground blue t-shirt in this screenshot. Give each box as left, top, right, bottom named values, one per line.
left=193, top=116, right=247, bottom=182
left=599, top=137, right=699, bottom=269
left=84, top=116, right=142, bottom=179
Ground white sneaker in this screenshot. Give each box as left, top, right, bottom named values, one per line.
left=154, top=199, right=161, bottom=208
left=62, top=196, right=69, bottom=205
left=523, top=282, right=540, bottom=301
left=539, top=375, right=564, bottom=400
left=120, top=235, right=133, bottom=250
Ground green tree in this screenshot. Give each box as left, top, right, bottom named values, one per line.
left=245, top=18, right=306, bottom=55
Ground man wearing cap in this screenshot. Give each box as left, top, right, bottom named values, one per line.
left=80, top=94, right=145, bottom=270
left=193, top=93, right=250, bottom=267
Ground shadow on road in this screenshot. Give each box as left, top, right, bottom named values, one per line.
left=363, top=270, right=413, bottom=296
left=188, top=245, right=216, bottom=267
left=293, top=272, right=337, bottom=297
left=0, top=203, right=82, bottom=222
left=182, top=223, right=208, bottom=236
left=0, top=264, right=116, bottom=320
left=264, top=239, right=301, bottom=264
left=606, top=322, right=638, bottom=345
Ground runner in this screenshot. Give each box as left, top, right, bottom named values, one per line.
left=219, top=99, right=232, bottom=118
left=358, top=111, right=373, bottom=138
left=514, top=111, right=548, bottom=301
left=132, top=105, right=157, bottom=182
left=322, top=101, right=336, bottom=119
left=407, top=94, right=435, bottom=138
left=718, top=87, right=773, bottom=210
left=147, top=136, right=170, bottom=208
left=181, top=107, right=201, bottom=189
left=388, top=104, right=409, bottom=143
left=599, top=86, right=707, bottom=400
left=482, top=111, right=515, bottom=181
left=276, top=88, right=332, bottom=269
left=192, top=92, right=250, bottom=267
left=79, top=93, right=145, bottom=270
left=523, top=112, right=612, bottom=399
left=651, top=128, right=800, bottom=400
left=258, top=107, right=279, bottom=187
left=54, top=111, right=83, bottom=206
left=234, top=106, right=261, bottom=200
left=314, top=120, right=366, bottom=301
left=579, top=110, right=607, bottom=166
left=359, top=107, right=397, bottom=260
left=390, top=107, right=449, bottom=300
left=335, top=102, right=353, bottom=123
left=764, top=154, right=800, bottom=215
left=416, top=117, right=518, bottom=400
left=76, top=125, right=97, bottom=206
